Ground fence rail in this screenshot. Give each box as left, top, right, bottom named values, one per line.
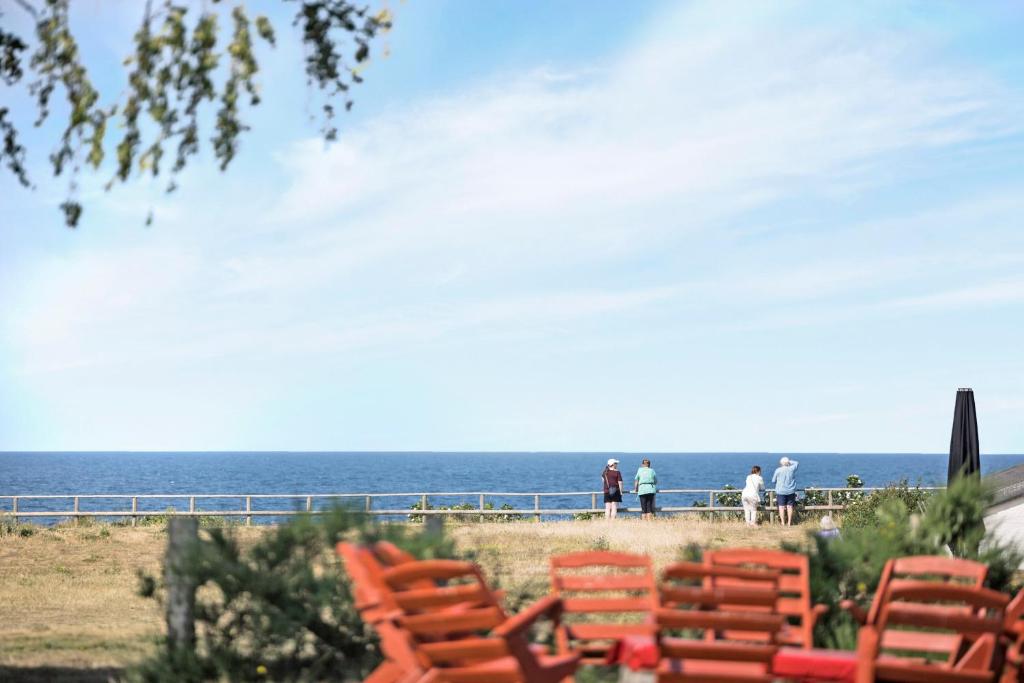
left=0, top=486, right=945, bottom=525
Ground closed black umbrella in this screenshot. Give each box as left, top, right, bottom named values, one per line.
left=948, top=387, right=980, bottom=484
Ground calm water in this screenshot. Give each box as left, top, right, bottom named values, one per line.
left=2, top=452, right=1023, bottom=520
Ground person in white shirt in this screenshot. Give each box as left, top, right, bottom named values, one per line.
left=741, top=465, right=765, bottom=526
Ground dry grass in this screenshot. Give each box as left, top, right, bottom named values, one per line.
left=0, top=517, right=815, bottom=676
left=451, top=517, right=815, bottom=601
left=0, top=522, right=263, bottom=678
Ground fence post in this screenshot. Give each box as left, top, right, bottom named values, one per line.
left=425, top=514, right=443, bottom=536
left=165, top=517, right=198, bottom=652
left=12, top=497, right=18, bottom=526
left=365, top=496, right=371, bottom=513
left=709, top=491, right=715, bottom=509
left=131, top=497, right=138, bottom=527
left=189, top=496, right=196, bottom=516
left=306, top=496, right=313, bottom=513
left=245, top=496, right=252, bottom=526
left=421, top=494, right=428, bottom=517
left=479, top=493, right=485, bottom=523
left=534, top=495, right=541, bottom=523
left=73, top=496, right=80, bottom=525
left=591, top=492, right=597, bottom=510
left=828, top=489, right=833, bottom=510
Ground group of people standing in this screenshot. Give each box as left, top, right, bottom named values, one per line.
left=741, top=457, right=799, bottom=526
left=601, top=458, right=657, bottom=520
left=600, top=456, right=802, bottom=526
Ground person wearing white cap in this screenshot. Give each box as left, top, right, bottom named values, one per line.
left=602, top=458, right=623, bottom=519
left=818, top=515, right=840, bottom=539
left=771, top=456, right=800, bottom=526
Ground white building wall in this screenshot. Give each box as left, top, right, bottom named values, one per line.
left=985, top=500, right=1024, bottom=556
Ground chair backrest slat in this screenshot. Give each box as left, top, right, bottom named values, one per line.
left=661, top=584, right=779, bottom=609
left=562, top=597, right=653, bottom=613
left=550, top=550, right=652, bottom=568
left=400, top=606, right=507, bottom=637
left=554, top=574, right=656, bottom=591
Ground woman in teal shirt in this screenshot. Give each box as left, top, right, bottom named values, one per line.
left=633, top=458, right=658, bottom=521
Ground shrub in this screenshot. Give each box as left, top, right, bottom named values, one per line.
left=0, top=515, right=35, bottom=538
left=131, top=506, right=458, bottom=682
left=715, top=485, right=743, bottom=520
left=793, top=476, right=1022, bottom=650
left=408, top=501, right=522, bottom=523
left=715, top=485, right=741, bottom=508
left=840, top=479, right=931, bottom=529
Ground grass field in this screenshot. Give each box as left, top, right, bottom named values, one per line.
left=0, top=516, right=815, bottom=680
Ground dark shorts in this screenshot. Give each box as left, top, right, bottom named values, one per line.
left=604, top=490, right=622, bottom=503
left=639, top=493, right=656, bottom=514
left=777, top=492, right=796, bottom=507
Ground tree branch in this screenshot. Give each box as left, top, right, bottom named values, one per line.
left=12, top=0, right=38, bottom=19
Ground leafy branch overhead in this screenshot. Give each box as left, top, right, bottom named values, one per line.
left=0, top=0, right=391, bottom=227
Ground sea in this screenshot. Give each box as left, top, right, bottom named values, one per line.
left=2, top=451, right=1023, bottom=522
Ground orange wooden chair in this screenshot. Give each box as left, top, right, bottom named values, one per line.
left=704, top=548, right=827, bottom=648
left=855, top=580, right=1009, bottom=683
left=656, top=560, right=785, bottom=682
left=999, top=590, right=1024, bottom=683
left=843, top=556, right=989, bottom=662
left=381, top=559, right=580, bottom=683
left=843, top=556, right=989, bottom=626
left=548, top=550, right=659, bottom=664
left=337, top=541, right=427, bottom=683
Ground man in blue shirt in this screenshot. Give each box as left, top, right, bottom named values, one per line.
left=772, top=457, right=799, bottom=526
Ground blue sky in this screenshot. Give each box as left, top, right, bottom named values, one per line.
left=1, top=1, right=1023, bottom=453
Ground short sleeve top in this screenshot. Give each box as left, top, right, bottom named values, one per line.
left=602, top=468, right=623, bottom=493
left=634, top=467, right=657, bottom=495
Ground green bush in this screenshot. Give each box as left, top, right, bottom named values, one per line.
left=408, top=500, right=522, bottom=523
left=131, top=506, right=458, bottom=682
left=0, top=515, right=36, bottom=538
left=794, top=476, right=1023, bottom=650
left=840, top=479, right=931, bottom=529
left=715, top=485, right=743, bottom=520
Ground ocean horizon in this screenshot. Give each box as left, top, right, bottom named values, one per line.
left=3, top=451, right=1023, bottom=522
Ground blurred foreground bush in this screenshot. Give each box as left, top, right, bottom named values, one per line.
left=794, top=476, right=1022, bottom=650
left=130, top=507, right=456, bottom=682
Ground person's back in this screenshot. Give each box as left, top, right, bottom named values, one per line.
left=741, top=466, right=764, bottom=527
left=743, top=472, right=764, bottom=496
left=772, top=460, right=799, bottom=494
left=634, top=459, right=658, bottom=520
left=771, top=457, right=799, bottom=526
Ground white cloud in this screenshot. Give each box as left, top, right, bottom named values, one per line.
left=4, top=2, right=1024, bottom=450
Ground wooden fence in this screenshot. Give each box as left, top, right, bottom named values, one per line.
left=0, top=486, right=943, bottom=525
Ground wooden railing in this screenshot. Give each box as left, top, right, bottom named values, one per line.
left=0, top=486, right=944, bottom=525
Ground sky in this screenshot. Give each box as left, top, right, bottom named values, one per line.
left=1, top=1, right=1023, bottom=453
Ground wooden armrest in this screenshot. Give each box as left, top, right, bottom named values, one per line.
left=839, top=599, right=868, bottom=625
left=492, top=595, right=563, bottom=638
